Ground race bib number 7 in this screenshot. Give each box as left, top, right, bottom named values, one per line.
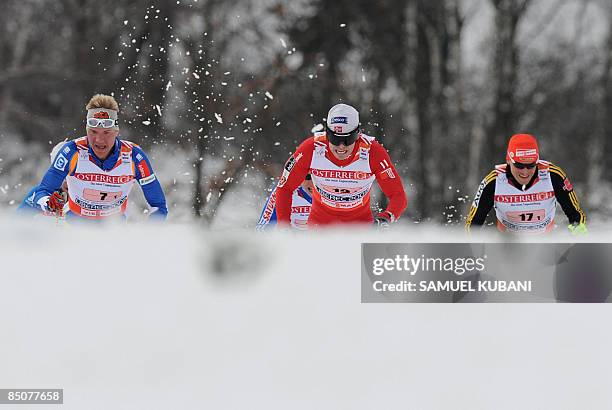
left=83, top=188, right=123, bottom=202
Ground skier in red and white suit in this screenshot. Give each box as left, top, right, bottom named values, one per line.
left=275, top=103, right=407, bottom=227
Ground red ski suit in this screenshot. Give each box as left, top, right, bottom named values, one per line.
left=276, top=133, right=407, bottom=226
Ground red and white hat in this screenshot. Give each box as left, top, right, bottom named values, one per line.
left=326, top=103, right=359, bottom=135
left=506, top=133, right=539, bottom=164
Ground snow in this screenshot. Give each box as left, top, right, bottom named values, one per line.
left=1, top=2, right=611, bottom=404
left=0, top=217, right=611, bottom=409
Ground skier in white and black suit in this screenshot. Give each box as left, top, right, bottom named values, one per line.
left=466, top=134, right=586, bottom=235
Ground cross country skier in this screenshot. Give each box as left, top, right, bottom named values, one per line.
left=275, top=103, right=407, bottom=227
left=32, top=94, right=167, bottom=220
left=256, top=174, right=313, bottom=230
left=465, top=133, right=586, bottom=234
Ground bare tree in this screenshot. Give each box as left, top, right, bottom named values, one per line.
left=483, top=0, right=531, bottom=166
left=402, top=0, right=465, bottom=221
left=588, top=2, right=612, bottom=206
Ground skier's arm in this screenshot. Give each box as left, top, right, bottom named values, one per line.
left=549, top=164, right=586, bottom=225
left=465, top=170, right=496, bottom=231
left=33, top=142, right=76, bottom=211
left=276, top=138, right=313, bottom=224
left=132, top=146, right=168, bottom=220
left=17, top=186, right=40, bottom=214
left=369, top=141, right=407, bottom=221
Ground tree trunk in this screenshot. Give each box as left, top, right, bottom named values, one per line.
left=484, top=0, right=531, bottom=168
left=137, top=0, right=173, bottom=142
left=587, top=3, right=612, bottom=207
left=414, top=13, right=434, bottom=221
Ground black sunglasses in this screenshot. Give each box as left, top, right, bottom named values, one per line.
left=513, top=161, right=537, bottom=169
left=326, top=125, right=359, bottom=146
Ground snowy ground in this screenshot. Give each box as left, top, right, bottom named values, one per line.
left=1, top=216, right=611, bottom=409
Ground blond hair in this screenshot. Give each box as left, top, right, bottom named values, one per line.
left=86, top=94, right=119, bottom=111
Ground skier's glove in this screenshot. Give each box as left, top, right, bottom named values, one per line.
left=374, top=211, right=394, bottom=228
left=568, top=222, right=588, bottom=236
left=47, top=191, right=67, bottom=215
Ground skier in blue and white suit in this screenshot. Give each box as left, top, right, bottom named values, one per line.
left=257, top=174, right=313, bottom=230
left=31, top=94, right=167, bottom=221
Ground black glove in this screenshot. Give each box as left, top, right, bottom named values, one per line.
left=374, top=211, right=394, bottom=228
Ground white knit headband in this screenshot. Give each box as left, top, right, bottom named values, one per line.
left=86, top=108, right=118, bottom=120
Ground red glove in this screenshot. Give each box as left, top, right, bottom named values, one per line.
left=47, top=191, right=67, bottom=215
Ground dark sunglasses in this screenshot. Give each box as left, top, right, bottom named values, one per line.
left=326, top=125, right=359, bottom=146
left=513, top=161, right=537, bottom=169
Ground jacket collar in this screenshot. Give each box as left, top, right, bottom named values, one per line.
left=505, top=163, right=538, bottom=191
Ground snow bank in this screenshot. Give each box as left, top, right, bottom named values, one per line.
left=0, top=217, right=610, bottom=409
